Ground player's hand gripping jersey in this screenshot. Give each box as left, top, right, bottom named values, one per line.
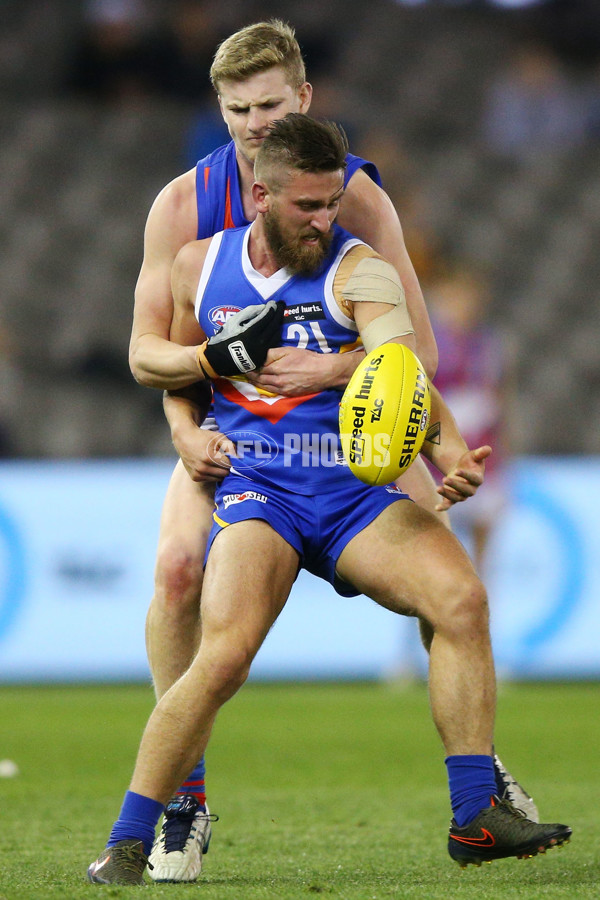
left=195, top=224, right=366, bottom=493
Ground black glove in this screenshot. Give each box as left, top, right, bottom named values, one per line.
left=197, top=300, right=286, bottom=378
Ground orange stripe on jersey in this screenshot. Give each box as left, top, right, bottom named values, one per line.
left=340, top=338, right=363, bottom=353
left=216, top=378, right=317, bottom=425
left=204, top=166, right=210, bottom=188
left=223, top=177, right=235, bottom=230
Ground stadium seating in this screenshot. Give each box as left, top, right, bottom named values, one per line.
left=1, top=0, right=599, bottom=457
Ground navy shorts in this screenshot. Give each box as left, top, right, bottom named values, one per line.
left=206, top=473, right=410, bottom=597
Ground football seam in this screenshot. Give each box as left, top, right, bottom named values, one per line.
left=376, top=350, right=406, bottom=486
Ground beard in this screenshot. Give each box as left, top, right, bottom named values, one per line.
left=264, top=208, right=334, bottom=276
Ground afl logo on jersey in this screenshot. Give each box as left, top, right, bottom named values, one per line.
left=208, top=305, right=242, bottom=329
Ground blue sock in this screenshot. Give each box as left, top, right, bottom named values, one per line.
left=445, top=755, right=497, bottom=827
left=107, top=790, right=165, bottom=857
left=177, top=756, right=206, bottom=809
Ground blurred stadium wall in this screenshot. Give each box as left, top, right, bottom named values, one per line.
left=0, top=457, right=599, bottom=682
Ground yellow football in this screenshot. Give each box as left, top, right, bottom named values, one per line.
left=339, top=343, right=431, bottom=485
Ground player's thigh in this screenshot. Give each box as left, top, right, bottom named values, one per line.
left=201, top=518, right=299, bottom=658
left=336, top=500, right=477, bottom=622
left=157, top=460, right=216, bottom=558
left=396, top=455, right=450, bottom=527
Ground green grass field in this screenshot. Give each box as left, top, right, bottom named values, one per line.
left=0, top=680, right=597, bottom=899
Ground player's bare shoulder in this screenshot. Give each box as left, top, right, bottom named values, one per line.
left=172, top=237, right=214, bottom=306
left=169, top=237, right=214, bottom=347
left=145, top=166, right=200, bottom=256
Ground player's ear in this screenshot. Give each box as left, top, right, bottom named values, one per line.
left=298, top=82, right=312, bottom=114
left=252, top=180, right=269, bottom=212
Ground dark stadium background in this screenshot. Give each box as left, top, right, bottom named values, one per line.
left=1, top=0, right=599, bottom=683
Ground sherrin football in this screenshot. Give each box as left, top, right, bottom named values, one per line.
left=339, top=343, right=431, bottom=485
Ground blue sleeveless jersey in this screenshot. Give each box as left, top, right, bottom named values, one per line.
left=195, top=140, right=381, bottom=239
left=195, top=224, right=365, bottom=493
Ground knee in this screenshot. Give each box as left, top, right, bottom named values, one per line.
left=201, top=647, right=253, bottom=705
left=433, top=572, right=489, bottom=640
left=154, top=538, right=205, bottom=612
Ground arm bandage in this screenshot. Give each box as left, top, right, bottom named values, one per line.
left=341, top=256, right=414, bottom=353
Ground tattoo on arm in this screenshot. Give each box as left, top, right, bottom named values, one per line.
left=425, top=421, right=441, bottom=444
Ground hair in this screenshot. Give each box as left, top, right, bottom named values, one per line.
left=254, top=113, right=348, bottom=189
left=210, top=19, right=306, bottom=91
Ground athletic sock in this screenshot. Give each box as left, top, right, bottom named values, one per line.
left=107, top=790, right=165, bottom=857
left=445, top=754, right=497, bottom=827
left=177, top=756, right=206, bottom=809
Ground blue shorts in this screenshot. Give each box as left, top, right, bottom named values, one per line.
left=206, top=473, right=410, bottom=597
